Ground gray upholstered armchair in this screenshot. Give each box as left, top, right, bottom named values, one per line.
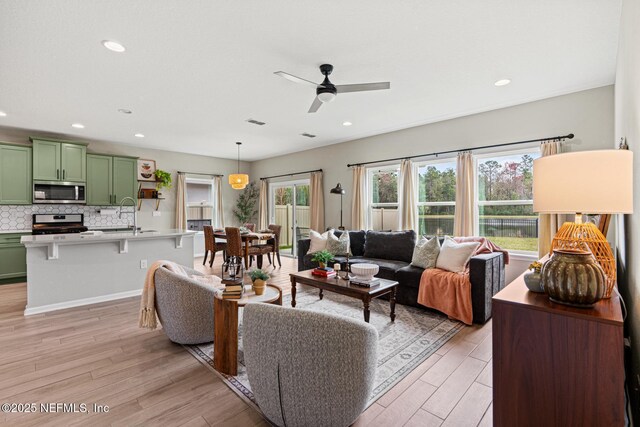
left=154, top=266, right=216, bottom=344
left=243, top=303, right=378, bottom=427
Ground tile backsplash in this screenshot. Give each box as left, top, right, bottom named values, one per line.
left=0, top=205, right=135, bottom=231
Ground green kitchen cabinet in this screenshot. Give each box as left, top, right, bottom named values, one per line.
left=112, top=157, right=137, bottom=204
left=0, top=144, right=32, bottom=204
left=86, top=154, right=113, bottom=205
left=87, top=154, right=137, bottom=205
left=31, top=138, right=86, bottom=182
left=0, top=233, right=28, bottom=283
left=61, top=143, right=86, bottom=182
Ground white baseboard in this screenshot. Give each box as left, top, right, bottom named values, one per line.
left=24, top=289, right=142, bottom=316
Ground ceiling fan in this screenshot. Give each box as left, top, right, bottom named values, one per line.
left=274, top=64, right=390, bottom=113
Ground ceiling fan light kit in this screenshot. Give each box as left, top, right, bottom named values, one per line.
left=274, top=63, right=390, bottom=113
left=229, top=141, right=249, bottom=190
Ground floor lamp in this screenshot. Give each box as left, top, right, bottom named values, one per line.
left=330, top=183, right=346, bottom=230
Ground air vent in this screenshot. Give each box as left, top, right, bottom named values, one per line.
left=301, top=133, right=316, bottom=138
left=246, top=119, right=266, bottom=126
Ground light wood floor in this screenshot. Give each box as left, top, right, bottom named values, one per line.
left=0, top=254, right=493, bottom=426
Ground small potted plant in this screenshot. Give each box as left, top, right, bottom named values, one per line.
left=311, top=250, right=335, bottom=269
left=248, top=268, right=269, bottom=295
left=524, top=261, right=544, bottom=293
left=154, top=169, right=172, bottom=195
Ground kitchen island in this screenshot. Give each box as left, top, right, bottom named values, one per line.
left=21, top=229, right=195, bottom=315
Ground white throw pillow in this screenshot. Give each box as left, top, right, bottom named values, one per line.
left=435, top=236, right=480, bottom=273
left=327, top=231, right=351, bottom=256
left=411, top=236, right=440, bottom=269
left=307, top=229, right=332, bottom=254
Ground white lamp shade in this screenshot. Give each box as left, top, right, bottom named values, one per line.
left=533, top=150, right=633, bottom=214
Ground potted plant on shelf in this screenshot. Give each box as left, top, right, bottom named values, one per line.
left=154, top=169, right=172, bottom=196
left=524, top=261, right=544, bottom=293
left=311, top=250, right=335, bottom=269
left=248, top=268, right=269, bottom=296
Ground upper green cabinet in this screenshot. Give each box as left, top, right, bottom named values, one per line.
left=0, top=144, right=32, bottom=205
left=31, top=138, right=86, bottom=182
left=87, top=154, right=136, bottom=205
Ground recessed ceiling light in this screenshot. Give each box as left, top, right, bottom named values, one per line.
left=0, top=111, right=6, bottom=117
left=102, top=40, right=126, bottom=53
left=494, top=79, right=511, bottom=87
left=134, top=133, right=145, bottom=138
left=342, top=121, right=352, bottom=127
left=118, top=108, right=133, bottom=114
left=71, top=123, right=85, bottom=129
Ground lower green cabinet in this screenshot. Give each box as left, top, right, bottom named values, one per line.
left=0, top=144, right=32, bottom=204
left=0, top=233, right=27, bottom=283
left=87, top=155, right=136, bottom=206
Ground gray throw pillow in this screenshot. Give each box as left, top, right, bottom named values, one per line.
left=327, top=231, right=351, bottom=256
left=410, top=235, right=440, bottom=269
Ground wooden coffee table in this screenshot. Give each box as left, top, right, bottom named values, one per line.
left=213, top=284, right=282, bottom=375
left=289, top=270, right=398, bottom=323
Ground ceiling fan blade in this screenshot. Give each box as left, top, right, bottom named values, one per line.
left=274, top=71, right=320, bottom=87
left=336, top=82, right=391, bottom=93
left=308, top=97, right=323, bottom=113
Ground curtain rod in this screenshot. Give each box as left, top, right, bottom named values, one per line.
left=177, top=171, right=223, bottom=177
left=261, top=169, right=323, bottom=180
left=346, top=133, right=574, bottom=168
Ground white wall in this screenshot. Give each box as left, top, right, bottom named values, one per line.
left=615, top=0, right=640, bottom=417
left=251, top=86, right=614, bottom=278
left=0, top=126, right=250, bottom=230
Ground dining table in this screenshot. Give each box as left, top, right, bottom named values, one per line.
left=212, top=230, right=275, bottom=269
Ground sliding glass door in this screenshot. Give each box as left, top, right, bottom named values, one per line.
left=269, top=179, right=310, bottom=257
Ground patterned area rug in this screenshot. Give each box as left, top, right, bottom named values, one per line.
left=184, top=289, right=463, bottom=412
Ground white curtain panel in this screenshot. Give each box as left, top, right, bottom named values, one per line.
left=399, top=159, right=417, bottom=231
left=538, top=140, right=565, bottom=258
left=213, top=176, right=224, bottom=228
left=258, top=179, right=269, bottom=230
left=175, top=173, right=188, bottom=230
left=310, top=171, right=325, bottom=231
left=351, top=166, right=367, bottom=230
left=453, top=152, right=475, bottom=237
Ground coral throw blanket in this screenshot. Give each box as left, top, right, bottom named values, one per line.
left=417, top=237, right=508, bottom=325
left=139, top=260, right=187, bottom=330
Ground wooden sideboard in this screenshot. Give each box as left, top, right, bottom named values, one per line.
left=492, top=271, right=625, bottom=426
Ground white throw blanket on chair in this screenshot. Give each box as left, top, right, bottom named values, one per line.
left=139, top=260, right=187, bottom=330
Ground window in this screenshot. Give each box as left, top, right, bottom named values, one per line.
left=417, top=159, right=456, bottom=236
left=367, top=166, right=399, bottom=231
left=476, top=149, right=540, bottom=252
left=186, top=177, right=221, bottom=229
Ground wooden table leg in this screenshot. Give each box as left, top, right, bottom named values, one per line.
left=319, top=289, right=323, bottom=300
left=363, top=298, right=370, bottom=323
left=244, top=242, right=249, bottom=270
left=390, top=287, right=396, bottom=322
left=290, top=276, right=297, bottom=308
left=213, top=297, right=238, bottom=376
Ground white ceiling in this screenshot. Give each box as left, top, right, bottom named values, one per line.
left=0, top=0, right=621, bottom=161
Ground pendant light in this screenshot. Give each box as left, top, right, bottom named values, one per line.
left=229, top=142, right=249, bottom=190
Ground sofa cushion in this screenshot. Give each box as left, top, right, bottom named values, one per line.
left=327, top=231, right=351, bottom=256
left=364, top=230, right=416, bottom=263
left=436, top=236, right=480, bottom=273
left=411, top=235, right=440, bottom=269
left=395, top=265, right=426, bottom=289
left=334, top=230, right=366, bottom=256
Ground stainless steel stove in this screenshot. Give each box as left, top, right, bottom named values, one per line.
left=31, top=214, right=88, bottom=235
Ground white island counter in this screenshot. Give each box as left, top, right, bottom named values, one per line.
left=21, top=229, right=195, bottom=315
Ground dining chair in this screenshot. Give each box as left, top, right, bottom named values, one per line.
left=226, top=226, right=261, bottom=271
left=250, top=224, right=282, bottom=268
left=203, top=226, right=227, bottom=268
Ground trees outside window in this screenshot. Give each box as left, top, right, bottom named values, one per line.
left=368, top=167, right=399, bottom=230
left=476, top=150, right=539, bottom=252
left=417, top=160, right=457, bottom=236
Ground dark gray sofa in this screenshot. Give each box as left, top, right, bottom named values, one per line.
left=297, top=230, right=505, bottom=324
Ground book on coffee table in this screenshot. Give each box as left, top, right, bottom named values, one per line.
left=349, top=277, right=380, bottom=287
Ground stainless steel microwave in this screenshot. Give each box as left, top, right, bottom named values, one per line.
left=33, top=181, right=86, bottom=204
